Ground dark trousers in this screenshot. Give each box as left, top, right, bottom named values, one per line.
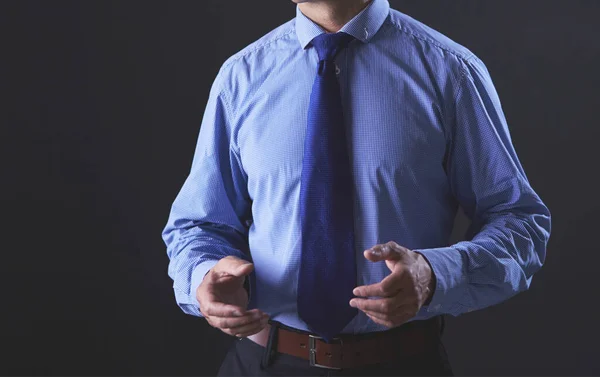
left=217, top=318, right=453, bottom=377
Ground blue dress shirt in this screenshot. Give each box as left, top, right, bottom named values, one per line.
left=162, top=0, right=551, bottom=334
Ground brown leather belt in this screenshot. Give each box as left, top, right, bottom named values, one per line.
left=247, top=316, right=442, bottom=370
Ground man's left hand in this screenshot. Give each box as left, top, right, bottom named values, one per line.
left=349, top=241, right=435, bottom=329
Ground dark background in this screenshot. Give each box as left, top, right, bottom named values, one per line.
left=2, top=0, right=599, bottom=375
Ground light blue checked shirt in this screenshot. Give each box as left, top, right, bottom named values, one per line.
left=162, top=0, right=551, bottom=334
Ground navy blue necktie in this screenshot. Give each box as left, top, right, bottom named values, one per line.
left=297, top=32, right=358, bottom=342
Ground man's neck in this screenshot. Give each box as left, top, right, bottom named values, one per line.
left=298, top=0, right=372, bottom=33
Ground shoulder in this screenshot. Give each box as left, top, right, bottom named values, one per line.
left=215, top=19, right=297, bottom=84
left=384, top=8, right=477, bottom=64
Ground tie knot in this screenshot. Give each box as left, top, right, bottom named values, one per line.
left=310, top=32, right=355, bottom=62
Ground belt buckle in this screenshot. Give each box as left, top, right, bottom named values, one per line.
left=308, top=334, right=343, bottom=370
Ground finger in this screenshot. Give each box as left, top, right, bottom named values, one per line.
left=212, top=257, right=254, bottom=278
left=361, top=303, right=413, bottom=320
left=363, top=242, right=407, bottom=262
left=220, top=310, right=266, bottom=329
left=366, top=310, right=413, bottom=328
left=383, top=241, right=412, bottom=255
left=365, top=312, right=395, bottom=328
left=353, top=275, right=401, bottom=298
left=235, top=322, right=269, bottom=338
left=362, top=309, right=394, bottom=321
left=360, top=303, right=409, bottom=319
left=365, top=306, right=416, bottom=324
left=230, top=262, right=254, bottom=277
left=350, top=296, right=403, bottom=314
left=220, top=308, right=265, bottom=318
left=209, top=310, right=264, bottom=330
left=231, top=316, right=269, bottom=337
left=202, top=300, right=245, bottom=317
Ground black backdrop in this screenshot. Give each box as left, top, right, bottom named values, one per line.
left=2, top=0, right=599, bottom=375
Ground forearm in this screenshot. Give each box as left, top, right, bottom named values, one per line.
left=166, top=223, right=251, bottom=317
left=162, top=62, right=254, bottom=317
left=415, top=53, right=552, bottom=317
left=417, top=201, right=551, bottom=316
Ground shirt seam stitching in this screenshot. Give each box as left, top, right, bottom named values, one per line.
left=219, top=28, right=296, bottom=155
left=383, top=17, right=476, bottom=62
left=448, top=58, right=471, bottom=132
left=219, top=28, right=295, bottom=158
left=218, top=88, right=242, bottom=158
left=222, top=28, right=296, bottom=72
left=444, top=58, right=472, bottom=176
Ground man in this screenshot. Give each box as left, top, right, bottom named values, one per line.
left=162, top=0, right=551, bottom=375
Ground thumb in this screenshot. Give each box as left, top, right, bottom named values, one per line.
left=233, top=262, right=254, bottom=277
left=216, top=256, right=254, bottom=277
left=363, top=246, right=403, bottom=263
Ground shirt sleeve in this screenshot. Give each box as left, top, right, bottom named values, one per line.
left=162, top=66, right=253, bottom=318
left=415, top=55, right=552, bottom=317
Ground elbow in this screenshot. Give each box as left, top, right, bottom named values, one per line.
left=528, top=204, right=551, bottom=275
left=507, top=197, right=552, bottom=280
left=519, top=229, right=547, bottom=293
left=525, top=189, right=552, bottom=263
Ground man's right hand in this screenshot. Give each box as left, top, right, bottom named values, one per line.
left=197, top=256, right=269, bottom=338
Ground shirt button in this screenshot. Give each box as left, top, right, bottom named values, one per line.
left=335, top=64, right=341, bottom=75
left=364, top=27, right=369, bottom=39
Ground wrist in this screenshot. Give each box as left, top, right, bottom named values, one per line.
left=424, top=270, right=436, bottom=305
left=415, top=251, right=436, bottom=306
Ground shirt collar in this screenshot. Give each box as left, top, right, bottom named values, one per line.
left=295, top=0, right=390, bottom=50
